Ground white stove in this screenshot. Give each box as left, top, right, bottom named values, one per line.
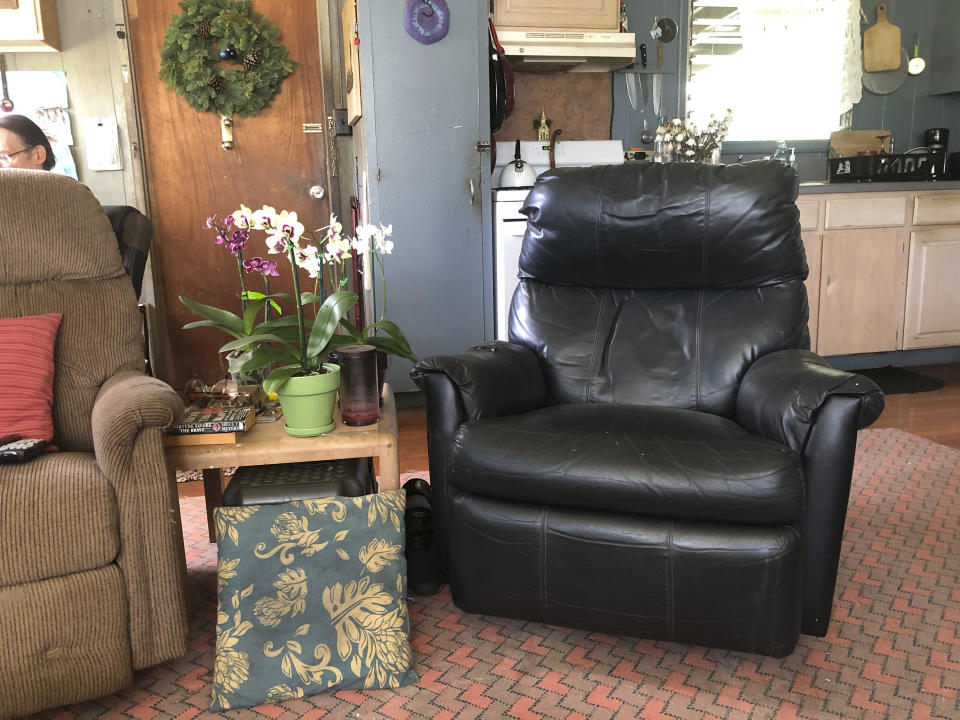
left=492, top=139, right=624, bottom=339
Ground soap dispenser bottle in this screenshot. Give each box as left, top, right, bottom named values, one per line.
left=788, top=147, right=798, bottom=173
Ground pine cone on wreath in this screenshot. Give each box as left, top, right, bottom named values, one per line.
left=243, top=52, right=262, bottom=70
left=209, top=76, right=226, bottom=95
left=196, top=21, right=211, bottom=38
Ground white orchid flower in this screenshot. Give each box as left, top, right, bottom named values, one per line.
left=351, top=236, right=371, bottom=254
left=327, top=214, right=343, bottom=236
left=252, top=205, right=277, bottom=231
left=355, top=223, right=377, bottom=243
left=231, top=204, right=254, bottom=230
left=324, top=236, right=351, bottom=263
left=275, top=210, right=304, bottom=243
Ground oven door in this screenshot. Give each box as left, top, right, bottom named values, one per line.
left=494, top=197, right=527, bottom=340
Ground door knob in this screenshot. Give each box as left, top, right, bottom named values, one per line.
left=309, top=185, right=326, bottom=200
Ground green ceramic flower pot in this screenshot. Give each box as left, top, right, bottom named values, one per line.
left=277, top=364, right=340, bottom=437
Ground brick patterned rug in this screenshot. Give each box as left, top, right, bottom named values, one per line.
left=36, top=429, right=959, bottom=719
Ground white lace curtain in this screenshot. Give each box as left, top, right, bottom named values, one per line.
left=687, top=0, right=862, bottom=140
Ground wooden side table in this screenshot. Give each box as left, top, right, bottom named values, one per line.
left=166, top=384, right=400, bottom=541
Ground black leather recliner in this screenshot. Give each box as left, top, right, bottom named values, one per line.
left=412, top=161, right=884, bottom=657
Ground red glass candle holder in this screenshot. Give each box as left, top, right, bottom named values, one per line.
left=335, top=344, right=380, bottom=426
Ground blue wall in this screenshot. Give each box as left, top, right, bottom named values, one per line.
left=611, top=0, right=960, bottom=180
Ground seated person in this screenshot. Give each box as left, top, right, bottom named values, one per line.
left=0, top=114, right=55, bottom=171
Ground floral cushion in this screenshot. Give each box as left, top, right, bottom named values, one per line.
left=211, top=490, right=417, bottom=711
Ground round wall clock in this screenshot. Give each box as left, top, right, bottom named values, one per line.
left=405, top=0, right=449, bottom=45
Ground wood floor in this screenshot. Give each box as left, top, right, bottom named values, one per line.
left=176, top=363, right=960, bottom=498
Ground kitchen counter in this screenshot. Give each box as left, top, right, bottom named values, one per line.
left=800, top=180, right=960, bottom=194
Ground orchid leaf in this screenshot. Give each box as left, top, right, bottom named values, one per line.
left=219, top=333, right=294, bottom=353
left=306, top=291, right=358, bottom=360
left=364, top=335, right=418, bottom=363
left=362, top=321, right=417, bottom=361
left=263, top=363, right=303, bottom=396
left=181, top=320, right=244, bottom=339
left=300, top=292, right=325, bottom=305
left=242, top=298, right=270, bottom=334
left=180, top=296, right=244, bottom=334
left=253, top=316, right=300, bottom=333
left=231, top=347, right=294, bottom=373
left=243, top=291, right=282, bottom=315
left=338, top=320, right=365, bottom=343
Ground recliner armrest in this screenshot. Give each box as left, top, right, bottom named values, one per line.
left=737, top=349, right=884, bottom=451
left=411, top=341, right=547, bottom=420
left=92, top=371, right=184, bottom=481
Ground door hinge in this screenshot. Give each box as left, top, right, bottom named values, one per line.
left=302, top=123, right=324, bottom=134
left=476, top=141, right=492, bottom=152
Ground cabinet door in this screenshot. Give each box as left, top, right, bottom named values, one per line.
left=802, top=233, right=822, bottom=352
left=0, top=0, right=59, bottom=52
left=817, top=230, right=908, bottom=356
left=903, top=228, right=960, bottom=349
left=492, top=0, right=620, bottom=30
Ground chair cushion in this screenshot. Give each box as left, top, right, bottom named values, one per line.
left=450, top=404, right=804, bottom=525
left=0, top=452, right=119, bottom=586
left=211, top=490, right=417, bottom=710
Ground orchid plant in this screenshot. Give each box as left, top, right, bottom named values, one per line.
left=180, top=205, right=415, bottom=396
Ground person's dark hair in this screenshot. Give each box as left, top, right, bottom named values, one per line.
left=0, top=114, right=56, bottom=170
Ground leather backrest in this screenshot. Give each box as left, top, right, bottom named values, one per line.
left=0, top=170, right=144, bottom=451
left=510, top=160, right=809, bottom=417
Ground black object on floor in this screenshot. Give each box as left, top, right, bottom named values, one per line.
left=403, top=477, right=442, bottom=596
left=851, top=366, right=946, bottom=395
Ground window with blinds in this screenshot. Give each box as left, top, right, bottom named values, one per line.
left=686, top=0, right=861, bottom=141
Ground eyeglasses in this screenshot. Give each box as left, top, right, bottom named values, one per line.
left=183, top=374, right=248, bottom=408
left=0, top=147, right=33, bottom=166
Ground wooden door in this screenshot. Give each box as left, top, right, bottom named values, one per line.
left=817, top=229, right=908, bottom=356
left=129, top=1, right=331, bottom=387
left=358, top=0, right=492, bottom=392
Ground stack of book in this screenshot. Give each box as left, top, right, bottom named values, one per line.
left=163, top=405, right=256, bottom=447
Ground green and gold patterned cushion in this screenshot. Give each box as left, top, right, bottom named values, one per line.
left=211, top=490, right=417, bottom=711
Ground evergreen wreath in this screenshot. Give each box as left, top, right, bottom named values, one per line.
left=159, top=0, right=297, bottom=117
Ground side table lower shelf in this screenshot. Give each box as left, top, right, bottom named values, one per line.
left=166, top=384, right=400, bottom=541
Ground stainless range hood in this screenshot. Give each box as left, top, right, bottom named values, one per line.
left=497, top=30, right=636, bottom=73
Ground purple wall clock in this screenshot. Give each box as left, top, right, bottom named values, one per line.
left=405, top=0, right=449, bottom=45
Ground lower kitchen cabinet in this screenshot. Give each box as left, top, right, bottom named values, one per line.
left=903, top=227, right=960, bottom=348
left=801, top=188, right=960, bottom=357
left=801, top=233, right=822, bottom=350
left=816, top=229, right=908, bottom=356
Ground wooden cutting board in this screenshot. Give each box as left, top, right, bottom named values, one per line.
left=863, top=2, right=901, bottom=72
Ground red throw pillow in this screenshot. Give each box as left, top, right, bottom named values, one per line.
left=0, top=313, right=62, bottom=443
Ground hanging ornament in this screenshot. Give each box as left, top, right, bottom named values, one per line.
left=404, top=0, right=450, bottom=45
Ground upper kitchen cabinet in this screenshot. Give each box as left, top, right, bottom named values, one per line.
left=929, top=0, right=960, bottom=95
left=492, top=0, right=620, bottom=30
left=0, top=0, right=60, bottom=52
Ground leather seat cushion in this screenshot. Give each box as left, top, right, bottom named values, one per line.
left=450, top=404, right=804, bottom=524
left=0, top=452, right=119, bottom=586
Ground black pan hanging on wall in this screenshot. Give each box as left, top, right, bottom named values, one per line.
left=862, top=46, right=908, bottom=95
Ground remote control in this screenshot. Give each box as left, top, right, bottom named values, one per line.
left=0, top=437, right=49, bottom=463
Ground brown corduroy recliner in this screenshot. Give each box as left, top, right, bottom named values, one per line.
left=0, top=171, right=188, bottom=718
